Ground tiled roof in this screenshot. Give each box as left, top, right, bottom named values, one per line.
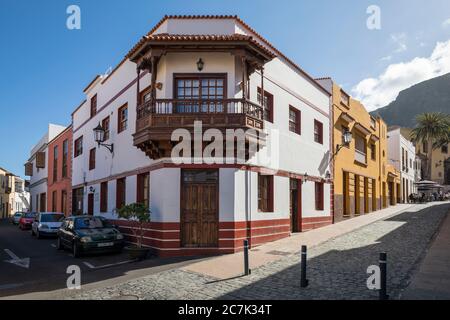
left=126, top=15, right=329, bottom=95
left=127, top=33, right=275, bottom=59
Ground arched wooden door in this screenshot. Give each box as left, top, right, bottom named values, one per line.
left=181, top=170, right=219, bottom=248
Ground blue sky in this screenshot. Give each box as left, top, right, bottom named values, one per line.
left=1, top=0, right=449, bottom=177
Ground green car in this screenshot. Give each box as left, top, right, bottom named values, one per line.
left=57, top=215, right=125, bottom=257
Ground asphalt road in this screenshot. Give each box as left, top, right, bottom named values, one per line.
left=0, top=219, right=203, bottom=299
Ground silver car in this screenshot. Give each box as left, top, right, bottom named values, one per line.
left=31, top=212, right=65, bottom=238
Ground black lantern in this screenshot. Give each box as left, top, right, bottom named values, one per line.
left=335, top=130, right=353, bottom=155
left=197, top=58, right=204, bottom=71
left=93, top=123, right=114, bottom=153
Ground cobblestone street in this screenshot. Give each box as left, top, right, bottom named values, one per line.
left=69, top=203, right=449, bottom=300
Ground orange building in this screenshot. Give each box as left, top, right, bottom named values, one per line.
left=47, top=126, right=72, bottom=216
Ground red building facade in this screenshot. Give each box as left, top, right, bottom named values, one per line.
left=47, top=126, right=73, bottom=216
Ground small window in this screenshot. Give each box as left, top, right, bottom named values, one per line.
left=89, top=148, right=96, bottom=170
left=314, top=120, right=323, bottom=144
left=74, top=136, right=83, bottom=158
left=102, top=116, right=110, bottom=141
left=118, top=104, right=128, bottom=133
left=258, top=174, right=273, bottom=212
left=289, top=106, right=301, bottom=134
left=53, top=145, right=58, bottom=183
left=90, top=94, right=97, bottom=118
left=340, top=90, right=349, bottom=106
left=257, top=88, right=274, bottom=123
left=315, top=182, right=324, bottom=211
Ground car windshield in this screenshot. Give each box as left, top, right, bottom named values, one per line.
left=74, top=217, right=110, bottom=229
left=41, top=214, right=64, bottom=222
left=24, top=213, right=35, bottom=218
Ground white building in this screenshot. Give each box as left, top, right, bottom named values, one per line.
left=25, top=124, right=66, bottom=212
left=387, top=128, right=417, bottom=202
left=14, top=177, right=30, bottom=212
left=71, top=15, right=332, bottom=257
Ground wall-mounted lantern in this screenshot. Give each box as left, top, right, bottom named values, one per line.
left=302, top=173, right=309, bottom=184
left=335, top=130, right=353, bottom=155
left=197, top=58, right=204, bottom=72
left=93, top=123, right=114, bottom=154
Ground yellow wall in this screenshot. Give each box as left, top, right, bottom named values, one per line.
left=416, top=142, right=450, bottom=184
left=332, top=82, right=393, bottom=221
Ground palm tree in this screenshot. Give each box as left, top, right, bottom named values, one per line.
left=410, top=112, right=450, bottom=180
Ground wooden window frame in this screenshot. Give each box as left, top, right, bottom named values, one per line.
left=289, top=106, right=301, bottom=135
left=118, top=104, right=128, bottom=134
left=102, top=116, right=110, bottom=141
left=53, top=145, right=58, bottom=183
left=74, top=136, right=83, bottom=158
left=116, top=178, right=126, bottom=210
left=89, top=148, right=96, bottom=171
left=315, top=182, right=324, bottom=211
left=62, top=139, right=68, bottom=178
left=314, top=120, right=324, bottom=144
left=257, top=87, right=274, bottom=123
left=100, top=181, right=108, bottom=213
left=370, top=143, right=376, bottom=161
left=90, top=94, right=97, bottom=118
left=258, top=174, right=274, bottom=212
left=137, top=172, right=150, bottom=207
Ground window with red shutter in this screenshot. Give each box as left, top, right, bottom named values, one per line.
left=315, top=182, right=324, bottom=211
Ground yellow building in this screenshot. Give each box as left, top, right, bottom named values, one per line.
left=316, top=78, right=400, bottom=222
left=0, top=167, right=14, bottom=219
left=415, top=141, right=450, bottom=185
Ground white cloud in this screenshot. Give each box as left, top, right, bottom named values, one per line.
left=443, top=18, right=450, bottom=28
left=352, top=40, right=450, bottom=111
left=380, top=55, right=392, bottom=62
left=391, top=33, right=408, bottom=53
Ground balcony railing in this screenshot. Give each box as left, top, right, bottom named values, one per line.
left=355, top=149, right=367, bottom=165
left=136, top=98, right=265, bottom=133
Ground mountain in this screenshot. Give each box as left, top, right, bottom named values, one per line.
left=370, top=73, right=450, bottom=128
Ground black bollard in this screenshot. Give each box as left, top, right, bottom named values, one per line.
left=300, top=245, right=309, bottom=288
left=379, top=252, right=389, bottom=300
left=244, top=239, right=251, bottom=275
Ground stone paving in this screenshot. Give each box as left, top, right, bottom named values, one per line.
left=69, top=203, right=449, bottom=300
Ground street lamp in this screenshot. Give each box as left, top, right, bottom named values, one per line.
left=335, top=130, right=353, bottom=154
left=93, top=123, right=114, bottom=154
left=196, top=58, right=204, bottom=72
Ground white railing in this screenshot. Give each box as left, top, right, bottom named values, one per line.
left=355, top=149, right=367, bottom=165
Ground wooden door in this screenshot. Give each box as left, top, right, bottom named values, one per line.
left=181, top=170, right=218, bottom=248
left=290, top=179, right=302, bottom=233
left=87, top=194, right=94, bottom=215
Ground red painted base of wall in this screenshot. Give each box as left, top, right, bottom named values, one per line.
left=111, top=215, right=332, bottom=257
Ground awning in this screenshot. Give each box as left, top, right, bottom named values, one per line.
left=353, top=122, right=372, bottom=136
left=339, top=112, right=355, bottom=124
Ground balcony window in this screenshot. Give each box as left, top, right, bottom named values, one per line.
left=53, top=145, right=58, bottom=183
left=62, top=139, right=68, bottom=178
left=257, top=88, right=273, bottom=122
left=174, top=75, right=225, bottom=113
left=355, top=134, right=367, bottom=164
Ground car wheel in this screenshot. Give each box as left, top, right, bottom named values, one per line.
left=72, top=243, right=80, bottom=258
left=56, top=237, right=63, bottom=250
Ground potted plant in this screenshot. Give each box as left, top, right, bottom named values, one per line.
left=116, top=202, right=151, bottom=261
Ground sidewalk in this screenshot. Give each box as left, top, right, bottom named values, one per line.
left=182, top=203, right=415, bottom=279
left=401, top=210, right=450, bottom=299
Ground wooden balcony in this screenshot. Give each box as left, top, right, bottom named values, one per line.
left=134, top=98, right=266, bottom=160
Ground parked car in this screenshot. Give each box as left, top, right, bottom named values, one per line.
left=57, top=215, right=124, bottom=257
left=31, top=212, right=65, bottom=238
left=11, top=211, right=25, bottom=225
left=19, top=212, right=36, bottom=230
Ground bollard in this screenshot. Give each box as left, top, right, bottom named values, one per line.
left=244, top=239, right=251, bottom=275
left=379, top=252, right=389, bottom=300
left=300, top=245, right=309, bottom=288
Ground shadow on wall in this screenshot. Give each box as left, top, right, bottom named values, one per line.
left=215, top=203, right=449, bottom=300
